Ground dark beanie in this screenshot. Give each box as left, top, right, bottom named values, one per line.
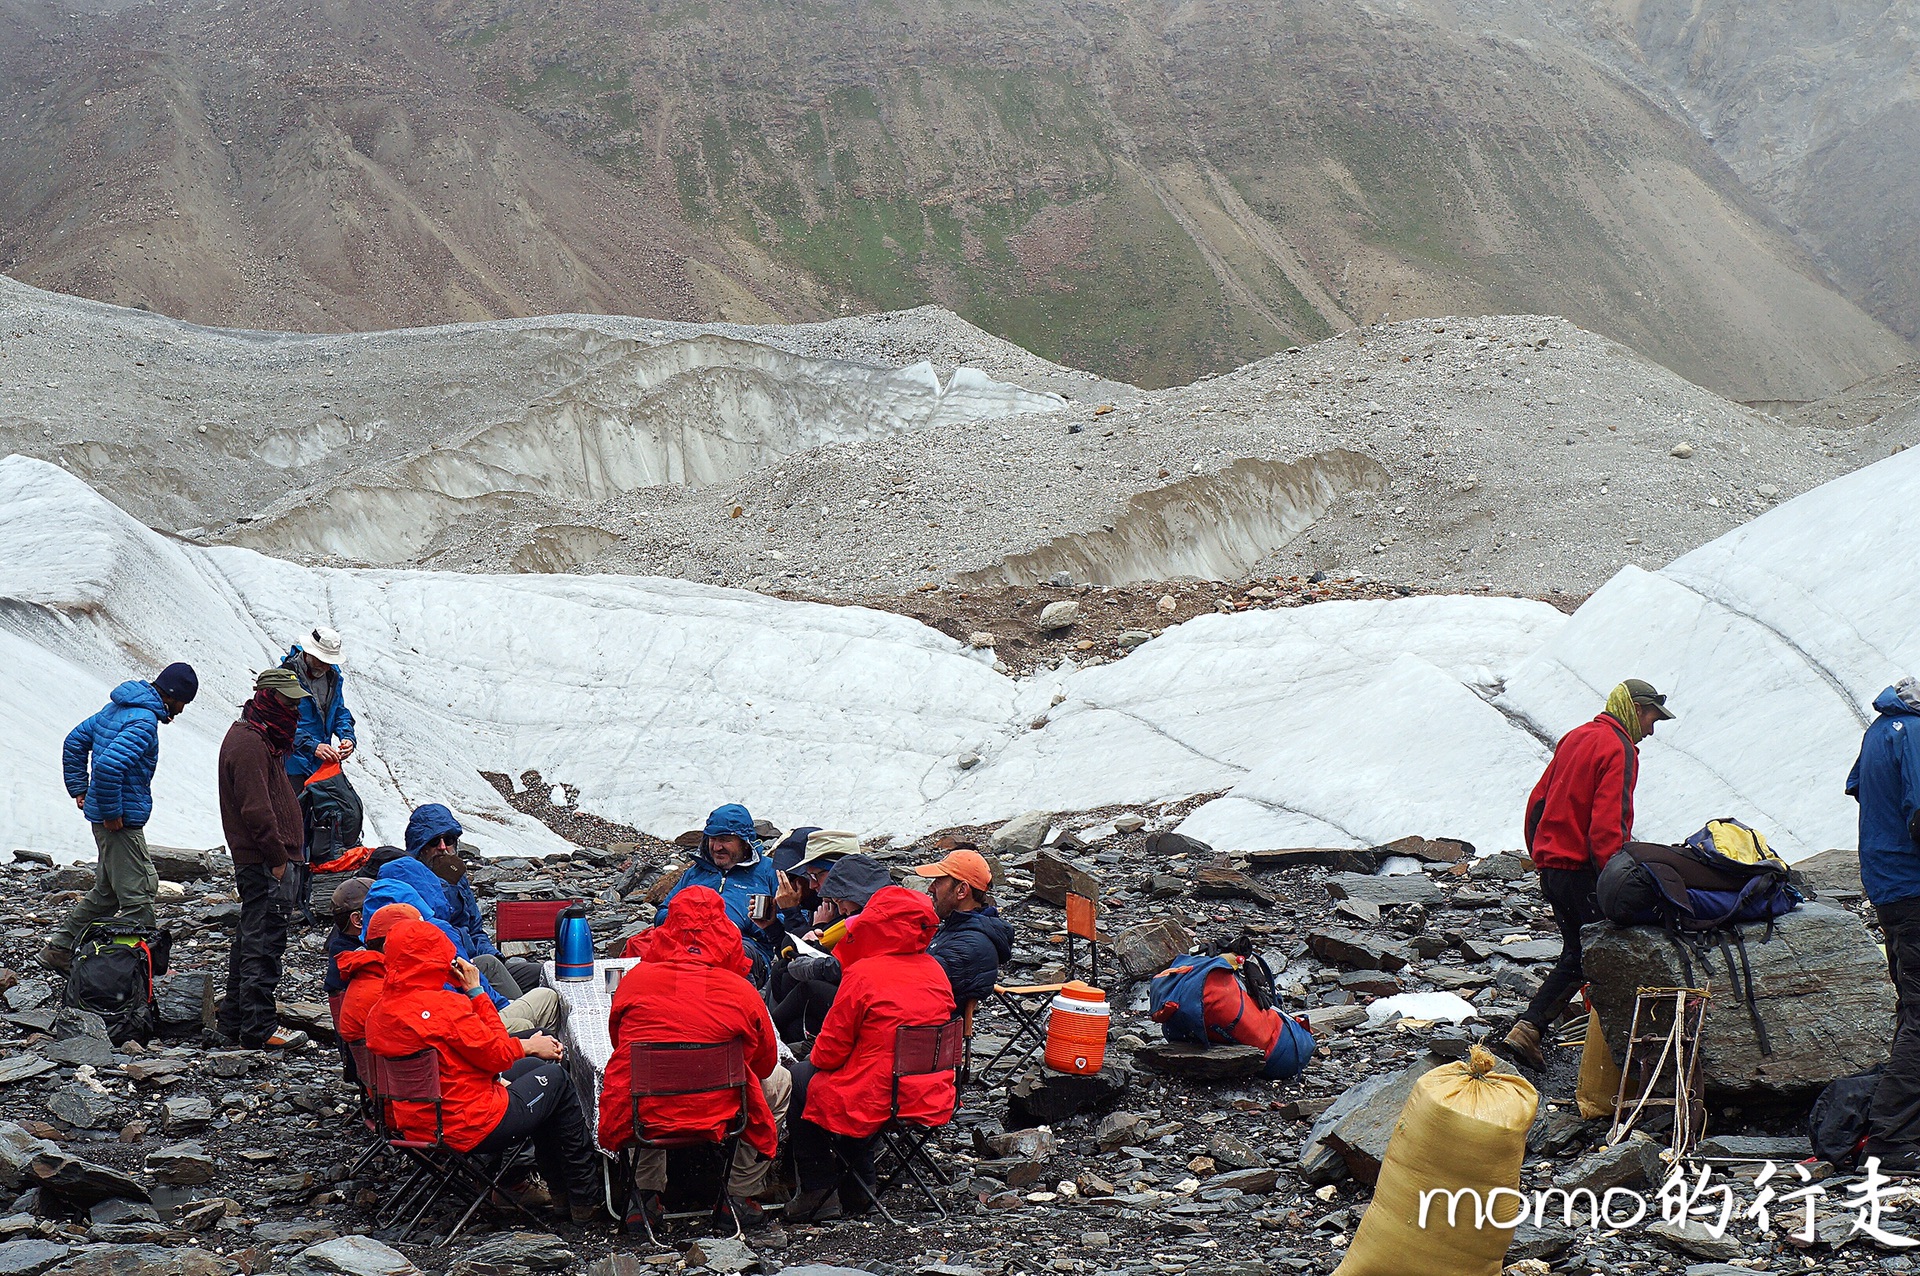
left=152, top=663, right=199, bottom=703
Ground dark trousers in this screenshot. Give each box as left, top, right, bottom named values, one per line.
left=474, top=1058, right=600, bottom=1207
left=1871, top=899, right=1920, bottom=1149
left=787, top=1061, right=875, bottom=1193
left=770, top=970, right=839, bottom=1043
left=217, top=863, right=292, bottom=1045
left=1519, top=866, right=1602, bottom=1031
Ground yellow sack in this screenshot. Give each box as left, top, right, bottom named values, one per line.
left=1576, top=1006, right=1622, bottom=1120
left=1335, top=1046, right=1538, bottom=1276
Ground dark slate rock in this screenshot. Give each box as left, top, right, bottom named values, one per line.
left=1007, top=1066, right=1130, bottom=1126
left=1132, top=1041, right=1265, bottom=1080
left=1325, top=872, right=1442, bottom=908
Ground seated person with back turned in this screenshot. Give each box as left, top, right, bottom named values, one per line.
left=784, top=886, right=957, bottom=1223
left=600, top=886, right=790, bottom=1236
left=914, top=848, right=1014, bottom=1009
left=334, top=902, right=420, bottom=1045
left=365, top=918, right=604, bottom=1224
left=766, top=853, right=891, bottom=1043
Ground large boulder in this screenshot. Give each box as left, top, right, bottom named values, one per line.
left=1582, top=902, right=1894, bottom=1098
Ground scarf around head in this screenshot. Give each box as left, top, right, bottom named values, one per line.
left=1896, top=676, right=1920, bottom=713
left=241, top=688, right=300, bottom=756
left=1604, top=682, right=1647, bottom=744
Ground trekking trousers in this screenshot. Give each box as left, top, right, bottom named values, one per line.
left=51, top=823, right=159, bottom=950
left=1870, top=898, right=1920, bottom=1149
left=632, top=1063, right=792, bottom=1198
left=1518, top=865, right=1602, bottom=1031
left=217, top=863, right=293, bottom=1045
left=474, top=1058, right=601, bottom=1208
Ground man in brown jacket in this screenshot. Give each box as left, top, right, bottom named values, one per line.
left=214, top=669, right=310, bottom=1049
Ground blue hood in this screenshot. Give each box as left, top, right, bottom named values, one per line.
left=699, top=803, right=764, bottom=868
left=377, top=855, right=453, bottom=922
left=361, top=877, right=437, bottom=942
left=112, top=679, right=170, bottom=721
left=1874, top=686, right=1920, bottom=718
left=405, top=804, right=464, bottom=858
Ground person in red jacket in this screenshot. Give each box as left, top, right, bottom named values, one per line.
left=363, top=918, right=603, bottom=1224
left=1503, top=678, right=1674, bottom=1070
left=784, top=886, right=957, bottom=1222
left=599, top=886, right=789, bottom=1236
left=336, top=903, right=421, bottom=1045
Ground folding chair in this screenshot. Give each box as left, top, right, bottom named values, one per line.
left=623, top=1040, right=752, bottom=1246
left=343, top=1040, right=389, bottom=1181
left=835, top=1018, right=966, bottom=1224
left=373, top=1049, right=544, bottom=1245
left=494, top=898, right=584, bottom=945
left=978, top=889, right=1104, bottom=1084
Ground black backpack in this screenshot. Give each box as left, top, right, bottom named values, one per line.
left=1810, top=1066, right=1884, bottom=1170
left=62, top=923, right=170, bottom=1045
left=1595, top=834, right=1802, bottom=932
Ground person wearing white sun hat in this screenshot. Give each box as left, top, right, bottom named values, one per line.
left=279, top=625, right=361, bottom=919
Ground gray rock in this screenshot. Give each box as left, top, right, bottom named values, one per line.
left=1133, top=1041, right=1265, bottom=1080
left=1584, top=903, right=1895, bottom=1097
left=0, top=1123, right=57, bottom=1190
left=24, top=1148, right=150, bottom=1206
left=1692, top=1133, right=1811, bottom=1162
left=161, top=1096, right=213, bottom=1134
left=1245, top=847, right=1388, bottom=875
left=0, top=1240, right=68, bottom=1276
left=444, top=1233, right=575, bottom=1276
left=991, top=811, right=1054, bottom=855
left=1029, top=851, right=1100, bottom=908
left=0, top=1057, right=56, bottom=1086
left=1093, top=1111, right=1142, bottom=1152
left=1207, top=1166, right=1280, bottom=1193
left=1486, top=939, right=1562, bottom=963
left=40, top=1037, right=112, bottom=1069
left=1793, top=847, right=1864, bottom=902
left=290, top=1236, right=421, bottom=1276
left=1299, top=1069, right=1412, bottom=1185
left=44, top=1245, right=235, bottom=1276
left=1648, top=1219, right=1744, bottom=1261
left=1562, top=1133, right=1666, bottom=1192
left=1008, top=1066, right=1129, bottom=1125
left=981, top=1125, right=1056, bottom=1159
left=87, top=1201, right=158, bottom=1227
left=1319, top=1062, right=1433, bottom=1185
left=683, top=1237, right=757, bottom=1274
left=1206, top=1131, right=1267, bottom=1170
left=151, top=974, right=214, bottom=1033
left=144, top=1143, right=214, bottom=1187
left=46, top=1086, right=120, bottom=1131
left=1305, top=927, right=1411, bottom=972
left=1115, top=630, right=1152, bottom=649
left=1037, top=600, right=1080, bottom=631
left=1508, top=1222, right=1576, bottom=1261
left=1467, top=851, right=1534, bottom=881
left=2, top=981, right=52, bottom=1013
left=1325, top=871, right=1441, bottom=907
left=147, top=846, right=217, bottom=882
left=1144, top=830, right=1213, bottom=858
left=1113, top=919, right=1193, bottom=978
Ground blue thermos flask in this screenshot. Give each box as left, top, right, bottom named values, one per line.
left=554, top=905, right=594, bottom=981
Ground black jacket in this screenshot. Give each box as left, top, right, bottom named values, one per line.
left=927, top=905, right=1015, bottom=1006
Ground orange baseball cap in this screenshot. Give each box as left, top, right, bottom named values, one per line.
left=913, top=848, right=993, bottom=894
left=366, top=902, right=422, bottom=943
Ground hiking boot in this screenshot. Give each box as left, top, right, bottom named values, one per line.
left=569, top=1200, right=608, bottom=1226
left=624, top=1189, right=666, bottom=1238
left=716, top=1194, right=767, bottom=1232
left=257, top=1027, right=309, bottom=1050
left=1502, top=1020, right=1547, bottom=1071
left=782, top=1187, right=842, bottom=1224
left=493, top=1180, right=552, bottom=1211
left=38, top=945, right=72, bottom=974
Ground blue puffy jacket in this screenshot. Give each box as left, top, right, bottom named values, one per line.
left=369, top=859, right=509, bottom=1009
left=281, top=645, right=356, bottom=783
left=659, top=803, right=779, bottom=934
left=399, top=805, right=501, bottom=957
left=1850, top=685, right=1920, bottom=907
left=64, top=680, right=170, bottom=827
left=927, top=904, right=1015, bottom=1006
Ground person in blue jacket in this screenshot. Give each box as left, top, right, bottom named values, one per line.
left=403, top=803, right=544, bottom=996
left=657, top=804, right=781, bottom=973
left=280, top=626, right=356, bottom=783
left=44, top=663, right=199, bottom=972
left=1853, top=677, right=1920, bottom=1169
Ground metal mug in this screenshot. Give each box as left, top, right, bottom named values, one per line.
left=747, top=894, right=775, bottom=924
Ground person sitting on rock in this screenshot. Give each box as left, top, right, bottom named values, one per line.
left=364, top=865, right=561, bottom=1036
left=784, top=886, right=957, bottom=1222
left=365, top=918, right=604, bottom=1224
left=767, top=854, right=891, bottom=1043
left=914, top=848, right=1014, bottom=1010
left=405, top=803, right=544, bottom=996
left=599, top=886, right=789, bottom=1236
left=336, top=902, right=421, bottom=1045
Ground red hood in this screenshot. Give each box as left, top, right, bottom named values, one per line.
left=337, top=949, right=385, bottom=981
left=381, top=919, right=457, bottom=993
left=834, top=886, right=938, bottom=967
left=633, top=885, right=750, bottom=977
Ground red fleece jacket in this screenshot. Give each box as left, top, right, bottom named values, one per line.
left=1525, top=713, right=1639, bottom=871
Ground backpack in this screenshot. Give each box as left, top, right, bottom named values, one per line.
left=62, top=923, right=170, bottom=1045
left=1149, top=952, right=1315, bottom=1080
left=1809, top=1066, right=1884, bottom=1170
left=1595, top=825, right=1802, bottom=932
left=302, top=763, right=364, bottom=867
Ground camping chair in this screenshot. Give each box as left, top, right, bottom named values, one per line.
left=835, top=1018, right=967, bottom=1224
left=623, top=1040, right=753, bottom=1246
left=494, top=898, right=584, bottom=945
left=373, top=1049, right=544, bottom=1245
left=979, top=889, right=1104, bottom=1084
left=343, top=1039, right=390, bottom=1181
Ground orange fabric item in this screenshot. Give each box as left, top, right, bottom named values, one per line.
left=336, top=949, right=386, bottom=1043
left=366, top=902, right=420, bottom=944
left=305, top=760, right=344, bottom=787
left=1201, top=968, right=1283, bottom=1054
left=312, top=844, right=374, bottom=875
left=803, top=886, right=957, bottom=1138
left=598, top=887, right=779, bottom=1157
left=362, top=919, right=522, bottom=1152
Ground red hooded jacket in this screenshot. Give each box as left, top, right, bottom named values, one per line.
left=1525, top=713, right=1639, bottom=872
left=363, top=919, right=523, bottom=1151
left=336, top=948, right=385, bottom=1043
left=599, top=887, right=780, bottom=1158
left=802, top=886, right=957, bottom=1139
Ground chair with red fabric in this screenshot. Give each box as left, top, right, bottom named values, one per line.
left=834, top=1018, right=967, bottom=1223
left=342, top=1039, right=390, bottom=1181
left=621, top=1040, right=753, bottom=1245
left=373, top=1049, right=544, bottom=1245
left=980, top=888, right=1104, bottom=1084
left=493, top=898, right=583, bottom=945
